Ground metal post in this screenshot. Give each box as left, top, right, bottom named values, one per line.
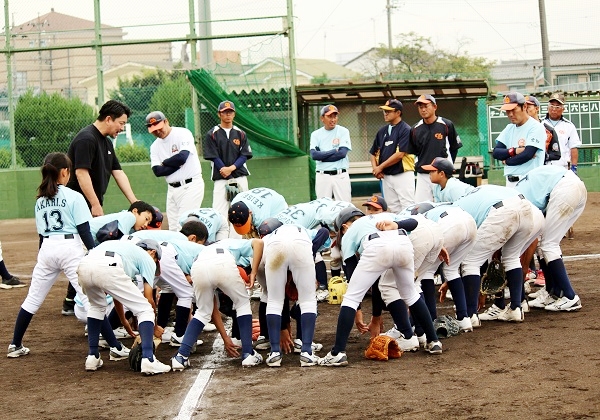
left=386, top=0, right=393, bottom=76
left=93, top=0, right=104, bottom=105
left=538, top=0, right=552, bottom=88
left=286, top=0, right=299, bottom=146
left=4, top=0, right=16, bottom=168
left=197, top=0, right=213, bottom=68
left=189, top=0, right=202, bottom=147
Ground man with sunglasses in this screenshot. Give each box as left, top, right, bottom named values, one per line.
left=369, top=99, right=415, bottom=212
left=147, top=111, right=204, bottom=232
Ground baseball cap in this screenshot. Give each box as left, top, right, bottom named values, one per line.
left=362, top=195, right=388, bottom=211
left=524, top=95, right=540, bottom=107
left=145, top=111, right=166, bottom=133
left=136, top=238, right=162, bottom=275
left=379, top=99, right=403, bottom=112
left=500, top=92, right=526, bottom=110
left=548, top=92, right=565, bottom=104
left=334, top=206, right=364, bottom=231
left=218, top=101, right=236, bottom=112
left=258, top=217, right=283, bottom=237
left=415, top=94, right=437, bottom=105
left=320, top=104, right=339, bottom=116
left=228, top=201, right=252, bottom=235
left=421, top=157, right=455, bottom=177
left=148, top=206, right=163, bottom=229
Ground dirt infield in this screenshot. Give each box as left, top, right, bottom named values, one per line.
left=1, top=194, right=599, bottom=420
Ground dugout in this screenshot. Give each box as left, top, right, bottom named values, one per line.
left=296, top=79, right=490, bottom=197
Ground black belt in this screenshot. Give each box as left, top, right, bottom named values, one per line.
left=368, top=230, right=407, bottom=241
left=105, top=251, right=115, bottom=257
left=44, top=234, right=74, bottom=239
left=493, top=194, right=525, bottom=209
left=439, top=211, right=448, bottom=218
left=317, top=169, right=347, bottom=175
left=169, top=178, right=193, bottom=188
left=216, top=248, right=224, bottom=254
left=507, top=175, right=520, bottom=182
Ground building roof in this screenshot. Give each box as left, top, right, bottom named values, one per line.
left=11, top=9, right=122, bottom=38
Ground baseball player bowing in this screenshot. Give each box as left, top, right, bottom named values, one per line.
left=319, top=207, right=442, bottom=367
left=171, top=237, right=264, bottom=369
left=178, top=207, right=230, bottom=242
left=8, top=153, right=105, bottom=358
left=77, top=239, right=171, bottom=374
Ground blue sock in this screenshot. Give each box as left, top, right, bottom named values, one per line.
left=100, top=316, right=120, bottom=348
left=138, top=321, right=157, bottom=360
left=538, top=258, right=554, bottom=294
left=420, top=278, right=437, bottom=320
left=177, top=318, right=204, bottom=358
left=315, top=261, right=327, bottom=288
left=12, top=308, right=34, bottom=347
left=107, top=307, right=121, bottom=330
left=462, top=275, right=481, bottom=317
left=547, top=259, right=575, bottom=299
left=387, top=299, right=412, bottom=338
left=174, top=305, right=190, bottom=337
left=266, top=314, right=282, bottom=353
left=447, top=279, right=468, bottom=320
left=494, top=291, right=506, bottom=309
left=237, top=314, right=253, bottom=356
left=300, top=312, right=317, bottom=354
left=87, top=317, right=103, bottom=357
left=409, top=296, right=438, bottom=342
left=505, top=268, right=523, bottom=309
left=259, top=302, right=268, bottom=338
left=0, top=260, right=11, bottom=280
left=331, top=306, right=356, bottom=355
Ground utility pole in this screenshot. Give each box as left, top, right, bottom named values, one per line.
left=386, top=0, right=396, bottom=76
left=538, top=0, right=552, bottom=88
left=93, top=0, right=104, bottom=105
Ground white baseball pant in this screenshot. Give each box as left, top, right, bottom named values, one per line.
left=167, top=175, right=205, bottom=232
left=315, top=171, right=352, bottom=203
left=381, top=171, right=415, bottom=213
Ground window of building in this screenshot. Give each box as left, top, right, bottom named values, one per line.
left=15, top=72, right=27, bottom=88
left=555, top=74, right=579, bottom=86
left=508, top=84, right=526, bottom=92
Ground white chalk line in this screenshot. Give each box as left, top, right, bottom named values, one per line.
left=174, top=319, right=230, bottom=420
left=563, top=254, right=600, bottom=261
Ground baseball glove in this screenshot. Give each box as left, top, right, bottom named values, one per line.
left=327, top=276, right=347, bottom=305
left=252, top=319, right=260, bottom=341
left=128, top=335, right=159, bottom=372
left=433, top=315, right=461, bottom=339
left=480, top=258, right=506, bottom=295
left=225, top=182, right=240, bottom=202
left=364, top=335, right=403, bottom=361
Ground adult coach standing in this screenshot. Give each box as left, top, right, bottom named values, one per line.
left=309, top=105, right=352, bottom=202
left=409, top=95, right=462, bottom=202
left=63, top=100, right=139, bottom=316
left=544, top=92, right=581, bottom=172
left=492, top=92, right=545, bottom=187
left=369, top=99, right=414, bottom=212
left=203, top=100, right=253, bottom=217
left=147, top=111, right=204, bottom=231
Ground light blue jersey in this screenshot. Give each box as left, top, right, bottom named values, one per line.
left=231, top=187, right=288, bottom=229
left=91, top=240, right=157, bottom=287
left=209, top=238, right=254, bottom=267
left=168, top=239, right=205, bottom=274
left=178, top=208, right=224, bottom=243
left=309, top=125, right=352, bottom=171
left=35, top=185, right=92, bottom=236
left=311, top=197, right=353, bottom=231
left=453, top=185, right=520, bottom=227
left=90, top=211, right=136, bottom=244
left=433, top=177, right=475, bottom=203
left=274, top=202, right=321, bottom=229
left=515, top=165, right=567, bottom=213
left=340, top=213, right=397, bottom=261
left=496, top=116, right=546, bottom=177
left=129, top=230, right=188, bottom=243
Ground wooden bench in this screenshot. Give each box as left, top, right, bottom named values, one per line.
left=348, top=161, right=374, bottom=182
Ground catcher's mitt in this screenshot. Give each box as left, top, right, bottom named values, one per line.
left=364, top=335, right=403, bottom=361
left=327, top=276, right=347, bottom=305
left=433, top=315, right=461, bottom=339
left=480, top=258, right=506, bottom=295
left=225, top=182, right=240, bottom=202
left=128, top=336, right=159, bottom=372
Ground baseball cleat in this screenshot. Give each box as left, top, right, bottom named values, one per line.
left=109, top=344, right=130, bottom=361
left=293, top=339, right=323, bottom=354
left=544, top=295, right=582, bottom=312
left=456, top=316, right=473, bottom=333
left=299, top=352, right=320, bottom=367
left=171, top=354, right=191, bottom=371
left=396, top=334, right=420, bottom=352
left=141, top=357, right=171, bottom=375
left=253, top=336, right=271, bottom=350
left=7, top=344, right=30, bottom=358
left=498, top=306, right=524, bottom=322
left=241, top=351, right=263, bottom=367
left=265, top=352, right=282, bottom=367
left=478, top=304, right=504, bottom=321
left=85, top=354, right=103, bottom=371
left=317, top=351, right=348, bottom=367
left=426, top=341, right=443, bottom=355
left=203, top=323, right=217, bottom=332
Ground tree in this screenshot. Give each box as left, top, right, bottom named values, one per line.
left=373, top=32, right=495, bottom=80
left=148, top=74, right=192, bottom=129
left=14, top=91, right=96, bottom=167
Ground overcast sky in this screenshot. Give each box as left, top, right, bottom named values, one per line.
left=6, top=0, right=600, bottom=64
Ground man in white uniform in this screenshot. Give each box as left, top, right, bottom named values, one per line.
left=148, top=111, right=204, bottom=231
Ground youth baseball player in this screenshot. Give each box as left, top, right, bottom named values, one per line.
left=516, top=165, right=585, bottom=311
left=171, top=238, right=264, bottom=369
left=228, top=187, right=288, bottom=238
left=203, top=101, right=253, bottom=218
left=178, top=207, right=229, bottom=242
left=420, top=157, right=474, bottom=202
left=89, top=201, right=156, bottom=245
left=319, top=208, right=442, bottom=367
left=148, top=111, right=204, bottom=232
left=0, top=241, right=23, bottom=288
left=309, top=104, right=352, bottom=202
left=77, top=239, right=171, bottom=374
